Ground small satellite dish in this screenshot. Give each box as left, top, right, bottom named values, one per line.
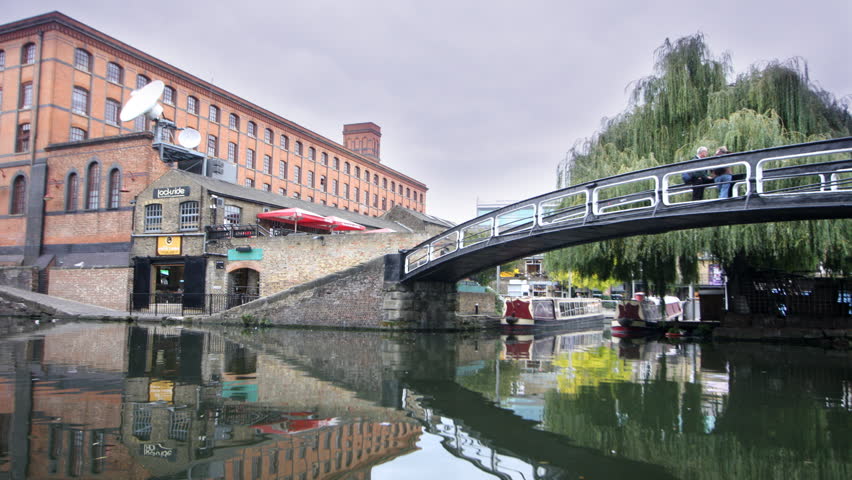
left=178, top=128, right=202, bottom=149
left=120, top=80, right=165, bottom=122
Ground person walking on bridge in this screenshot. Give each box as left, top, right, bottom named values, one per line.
left=682, top=146, right=712, bottom=200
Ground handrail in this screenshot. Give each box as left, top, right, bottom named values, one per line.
left=403, top=138, right=852, bottom=276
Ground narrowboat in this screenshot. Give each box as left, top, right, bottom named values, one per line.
left=613, top=294, right=683, bottom=336
left=502, top=297, right=605, bottom=329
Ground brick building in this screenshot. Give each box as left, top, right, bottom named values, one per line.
left=0, top=12, right=429, bottom=306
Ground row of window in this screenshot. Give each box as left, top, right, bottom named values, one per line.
left=5, top=163, right=122, bottom=215
left=0, top=44, right=36, bottom=69
left=144, top=201, right=201, bottom=232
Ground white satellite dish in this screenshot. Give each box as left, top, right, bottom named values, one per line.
left=178, top=128, right=202, bottom=149
left=120, top=80, right=165, bottom=122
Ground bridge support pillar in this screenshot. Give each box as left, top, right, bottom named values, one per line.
left=382, top=254, right=459, bottom=329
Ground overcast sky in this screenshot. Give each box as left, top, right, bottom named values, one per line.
left=6, top=1, right=850, bottom=223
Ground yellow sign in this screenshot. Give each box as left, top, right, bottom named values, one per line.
left=157, top=236, right=182, bottom=255
left=149, top=380, right=174, bottom=403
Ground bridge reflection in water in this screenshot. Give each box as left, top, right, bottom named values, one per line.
left=0, top=321, right=849, bottom=479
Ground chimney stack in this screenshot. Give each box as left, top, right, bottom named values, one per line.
left=343, top=122, right=381, bottom=161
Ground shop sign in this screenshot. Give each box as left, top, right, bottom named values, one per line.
left=157, top=236, right=182, bottom=255
left=140, top=443, right=176, bottom=461
left=154, top=186, right=191, bottom=199
left=148, top=380, right=174, bottom=403
left=228, top=248, right=263, bottom=261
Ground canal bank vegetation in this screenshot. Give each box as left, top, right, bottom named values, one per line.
left=545, top=33, right=852, bottom=312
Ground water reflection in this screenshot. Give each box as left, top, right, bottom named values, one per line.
left=0, top=320, right=848, bottom=479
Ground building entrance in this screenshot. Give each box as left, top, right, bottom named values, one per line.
left=153, top=264, right=185, bottom=298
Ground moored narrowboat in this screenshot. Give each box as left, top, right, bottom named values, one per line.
left=502, top=297, right=604, bottom=329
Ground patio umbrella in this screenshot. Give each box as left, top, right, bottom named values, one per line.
left=359, top=227, right=396, bottom=234
left=257, top=207, right=325, bottom=232
left=321, top=215, right=366, bottom=232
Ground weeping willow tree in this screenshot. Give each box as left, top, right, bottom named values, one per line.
left=546, top=34, right=852, bottom=291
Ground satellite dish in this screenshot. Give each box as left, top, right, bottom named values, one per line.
left=120, top=80, right=165, bottom=122
left=178, top=128, right=202, bottom=149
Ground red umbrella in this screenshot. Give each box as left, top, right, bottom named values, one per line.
left=257, top=208, right=325, bottom=232
left=321, top=215, right=366, bottom=232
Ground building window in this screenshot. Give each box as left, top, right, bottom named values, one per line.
left=246, top=149, right=255, bottom=169
left=279, top=161, right=287, bottom=180
left=374, top=174, right=379, bottom=185
left=382, top=197, right=387, bottom=210
left=294, top=141, right=303, bottom=156
left=134, top=116, right=147, bottom=132
left=420, top=193, right=424, bottom=203
left=398, top=184, right=403, bottom=195
left=10, top=176, right=26, bottom=215
left=280, top=134, right=289, bottom=150
left=107, top=168, right=121, bottom=209
left=21, top=43, right=36, bottom=64
left=144, top=204, right=162, bottom=232
left=307, top=196, right=313, bottom=203
left=71, top=87, right=89, bottom=115
left=106, top=62, right=123, bottom=83
left=247, top=121, right=257, bottom=137
left=344, top=162, right=350, bottom=174
left=86, top=162, right=100, bottom=209
left=293, top=165, right=302, bottom=184
left=332, top=179, right=338, bottom=195
left=262, top=183, right=271, bottom=192
left=229, top=113, right=239, bottom=130
left=208, top=105, right=220, bottom=122
left=321, top=152, right=328, bottom=165
left=354, top=187, right=359, bottom=203
left=20, top=82, right=33, bottom=108
left=0, top=50, right=5, bottom=68
left=333, top=157, right=340, bottom=170
left=245, top=178, right=254, bottom=188
left=365, top=170, right=370, bottom=182
left=364, top=190, right=369, bottom=204
left=65, top=172, right=78, bottom=212
left=308, top=147, right=316, bottom=161
left=227, top=142, right=237, bottom=162
left=179, top=201, right=200, bottom=230
left=355, top=166, right=361, bottom=178
left=223, top=205, right=241, bottom=224
left=373, top=193, right=378, bottom=208
left=163, top=85, right=175, bottom=105
left=391, top=181, right=395, bottom=192
left=382, top=178, right=387, bottom=189
left=74, top=48, right=91, bottom=71
left=320, top=175, right=326, bottom=192
left=70, top=127, right=86, bottom=142
left=278, top=187, right=286, bottom=195
left=293, top=192, right=300, bottom=199
left=264, top=128, right=273, bottom=143
left=343, top=183, right=349, bottom=199
left=307, top=170, right=314, bottom=187
left=105, top=98, right=120, bottom=125
left=187, top=96, right=198, bottom=115
left=135, top=74, right=150, bottom=90
left=207, top=135, right=218, bottom=157
left=263, top=155, right=271, bottom=174
left=15, top=123, right=30, bottom=152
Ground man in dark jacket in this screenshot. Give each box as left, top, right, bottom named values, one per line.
left=681, top=146, right=712, bottom=200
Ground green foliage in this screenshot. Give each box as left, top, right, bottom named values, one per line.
left=547, top=34, right=852, bottom=284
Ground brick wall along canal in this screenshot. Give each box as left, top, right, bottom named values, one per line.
left=0, top=321, right=849, bottom=479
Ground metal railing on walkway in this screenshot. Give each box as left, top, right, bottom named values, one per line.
left=129, top=293, right=259, bottom=316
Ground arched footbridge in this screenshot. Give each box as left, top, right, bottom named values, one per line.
left=397, top=137, right=852, bottom=283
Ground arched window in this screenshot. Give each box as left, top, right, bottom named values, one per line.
left=382, top=178, right=387, bottom=189
left=207, top=135, right=218, bottom=157
left=179, top=201, right=200, bottom=230
left=21, top=43, right=36, bottom=64
left=391, top=181, right=395, bottom=192
left=0, top=49, right=5, bottom=68
left=344, top=162, right=350, bottom=174
left=321, top=152, right=328, bottom=165
left=144, top=204, right=162, bottom=232
left=85, top=162, right=100, bottom=210
left=373, top=174, right=379, bottom=185
left=107, top=168, right=121, bottom=209
left=105, top=99, right=120, bottom=125
left=74, top=48, right=92, bottom=71
left=333, top=157, right=340, bottom=170
left=135, top=74, right=150, bottom=90
left=355, top=166, right=361, bottom=178
left=65, top=172, right=79, bottom=212
left=294, top=141, right=303, bottom=156
left=308, top=147, right=316, bottom=160
left=208, top=105, right=220, bottom=122
left=364, top=170, right=370, bottom=182
left=10, top=175, right=26, bottom=215
left=70, top=127, right=86, bottom=142
left=186, top=96, right=198, bottom=115
left=264, top=128, right=273, bottom=143
left=106, top=62, right=123, bottom=83
left=162, top=85, right=175, bottom=105
left=280, top=134, right=289, bottom=150
left=229, top=113, right=239, bottom=130
left=15, top=123, right=30, bottom=152
left=247, top=121, right=257, bottom=137
left=71, top=87, right=89, bottom=115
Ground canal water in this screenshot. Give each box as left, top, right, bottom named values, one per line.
left=0, top=320, right=849, bottom=479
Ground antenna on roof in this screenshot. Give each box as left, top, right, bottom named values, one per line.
left=120, top=80, right=165, bottom=122
left=177, top=128, right=201, bottom=149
